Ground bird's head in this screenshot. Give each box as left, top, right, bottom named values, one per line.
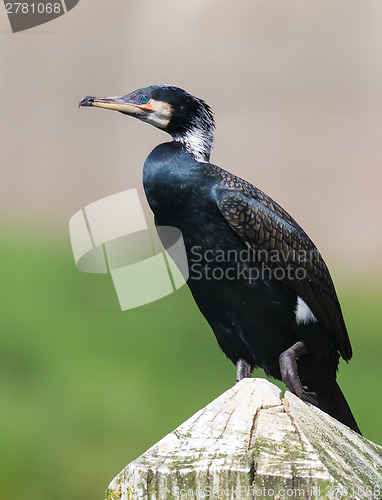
left=80, top=85, right=215, bottom=162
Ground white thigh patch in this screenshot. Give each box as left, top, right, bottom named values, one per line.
left=295, top=296, right=317, bottom=325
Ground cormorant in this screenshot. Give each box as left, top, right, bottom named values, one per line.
left=80, top=85, right=360, bottom=434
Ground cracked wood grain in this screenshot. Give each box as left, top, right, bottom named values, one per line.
left=106, top=379, right=382, bottom=500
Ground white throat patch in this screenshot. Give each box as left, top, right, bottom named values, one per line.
left=174, top=126, right=212, bottom=163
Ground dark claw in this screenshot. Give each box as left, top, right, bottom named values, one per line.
left=298, top=389, right=319, bottom=406
left=279, top=340, right=318, bottom=405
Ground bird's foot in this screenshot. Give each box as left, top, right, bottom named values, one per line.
left=235, top=358, right=251, bottom=384
left=279, top=341, right=318, bottom=406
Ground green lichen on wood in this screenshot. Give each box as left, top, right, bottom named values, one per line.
left=105, top=475, right=122, bottom=500
left=104, top=380, right=382, bottom=500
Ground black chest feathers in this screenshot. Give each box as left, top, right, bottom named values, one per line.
left=142, top=142, right=298, bottom=374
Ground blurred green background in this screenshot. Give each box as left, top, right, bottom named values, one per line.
left=1, top=1, right=382, bottom=499
left=0, top=224, right=381, bottom=500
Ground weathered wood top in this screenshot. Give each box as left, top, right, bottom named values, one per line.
left=106, top=378, right=382, bottom=500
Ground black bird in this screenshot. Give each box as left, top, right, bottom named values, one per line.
left=80, top=85, right=360, bottom=434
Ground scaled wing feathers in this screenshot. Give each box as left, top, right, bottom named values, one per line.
left=215, top=187, right=352, bottom=360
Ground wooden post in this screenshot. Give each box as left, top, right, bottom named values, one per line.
left=106, top=379, right=382, bottom=499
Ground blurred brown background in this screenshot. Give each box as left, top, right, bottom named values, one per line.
left=1, top=2, right=381, bottom=499
left=1, top=0, right=382, bottom=274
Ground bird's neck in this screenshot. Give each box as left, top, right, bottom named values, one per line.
left=172, top=125, right=213, bottom=163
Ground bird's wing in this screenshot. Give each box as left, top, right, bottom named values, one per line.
left=215, top=187, right=352, bottom=360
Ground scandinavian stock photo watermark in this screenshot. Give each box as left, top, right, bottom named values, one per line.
left=69, top=189, right=189, bottom=311
left=69, top=189, right=318, bottom=311
left=188, top=244, right=319, bottom=284
left=171, top=483, right=381, bottom=499
left=3, top=0, right=79, bottom=32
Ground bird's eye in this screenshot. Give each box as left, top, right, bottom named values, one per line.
left=140, top=94, right=150, bottom=104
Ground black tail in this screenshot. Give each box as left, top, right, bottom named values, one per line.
left=316, top=381, right=361, bottom=435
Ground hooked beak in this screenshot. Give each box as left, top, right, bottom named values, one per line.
left=79, top=92, right=173, bottom=130
left=79, top=95, right=155, bottom=116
